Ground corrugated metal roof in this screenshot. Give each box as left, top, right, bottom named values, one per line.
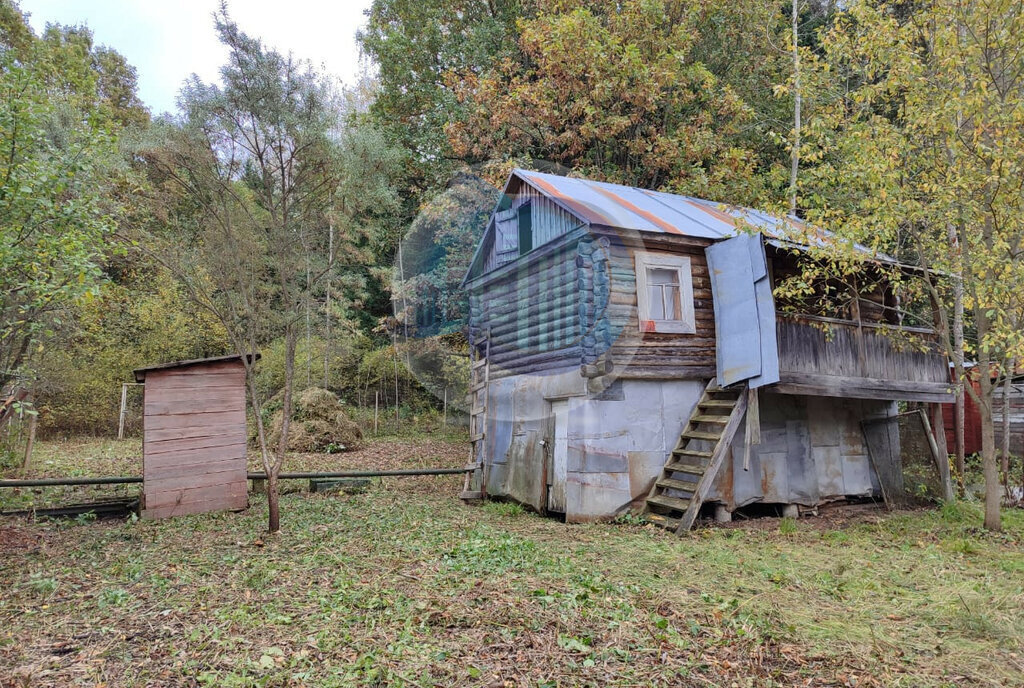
left=515, top=169, right=735, bottom=238
left=513, top=169, right=888, bottom=259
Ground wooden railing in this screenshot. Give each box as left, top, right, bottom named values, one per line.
left=776, top=314, right=948, bottom=384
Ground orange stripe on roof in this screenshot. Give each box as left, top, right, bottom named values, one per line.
left=589, top=185, right=683, bottom=234
left=523, top=174, right=610, bottom=226
left=684, top=199, right=737, bottom=228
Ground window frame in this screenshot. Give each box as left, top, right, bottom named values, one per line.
left=635, top=252, right=696, bottom=334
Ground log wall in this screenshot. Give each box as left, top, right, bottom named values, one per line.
left=469, top=233, right=584, bottom=378
left=590, top=230, right=717, bottom=380
left=141, top=360, right=249, bottom=519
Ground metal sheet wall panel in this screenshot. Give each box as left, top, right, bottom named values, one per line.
left=706, top=234, right=779, bottom=388
left=750, top=237, right=780, bottom=388
left=707, top=235, right=761, bottom=386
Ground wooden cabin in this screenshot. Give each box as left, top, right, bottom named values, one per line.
left=462, top=169, right=953, bottom=528
left=134, top=354, right=254, bottom=519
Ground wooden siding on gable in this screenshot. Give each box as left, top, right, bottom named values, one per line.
left=481, top=180, right=583, bottom=276
left=140, top=359, right=249, bottom=519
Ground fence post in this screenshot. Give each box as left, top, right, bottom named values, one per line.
left=374, top=391, right=379, bottom=436
left=118, top=383, right=129, bottom=440
left=21, top=397, right=36, bottom=476
left=443, top=387, right=448, bottom=428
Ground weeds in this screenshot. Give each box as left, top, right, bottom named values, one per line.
left=482, top=500, right=525, bottom=517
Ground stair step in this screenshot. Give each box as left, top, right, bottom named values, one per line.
left=672, top=448, right=712, bottom=458
left=682, top=430, right=723, bottom=441
left=647, top=494, right=691, bottom=512
left=657, top=477, right=698, bottom=492
left=646, top=512, right=681, bottom=530
left=699, top=399, right=737, bottom=408
left=459, top=490, right=482, bottom=500
left=664, top=462, right=707, bottom=476
left=643, top=378, right=750, bottom=532
left=692, top=415, right=729, bottom=424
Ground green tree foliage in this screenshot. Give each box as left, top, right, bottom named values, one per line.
left=446, top=0, right=799, bottom=203
left=35, top=270, right=229, bottom=436
left=358, top=0, right=522, bottom=191
left=792, top=0, right=1024, bottom=530
left=327, top=105, right=405, bottom=337
left=394, top=173, right=498, bottom=336
left=144, top=9, right=391, bottom=532
left=0, top=2, right=143, bottom=391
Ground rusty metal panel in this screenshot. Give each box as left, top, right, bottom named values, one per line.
left=513, top=169, right=868, bottom=252
left=469, top=168, right=890, bottom=285
left=516, top=169, right=734, bottom=238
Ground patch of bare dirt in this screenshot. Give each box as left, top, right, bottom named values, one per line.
left=0, top=524, right=43, bottom=555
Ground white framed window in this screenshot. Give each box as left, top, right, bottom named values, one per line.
left=635, top=252, right=695, bottom=334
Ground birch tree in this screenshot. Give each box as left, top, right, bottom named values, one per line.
left=798, top=0, right=1024, bottom=530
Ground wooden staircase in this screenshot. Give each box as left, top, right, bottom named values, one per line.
left=460, top=336, right=490, bottom=501
left=644, top=380, right=748, bottom=533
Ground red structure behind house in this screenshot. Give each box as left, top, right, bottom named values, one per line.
left=943, top=368, right=983, bottom=456
left=943, top=364, right=1024, bottom=456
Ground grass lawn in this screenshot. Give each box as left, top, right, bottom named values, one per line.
left=1, top=437, right=1022, bottom=687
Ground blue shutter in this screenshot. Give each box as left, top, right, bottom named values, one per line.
left=706, top=234, right=779, bottom=388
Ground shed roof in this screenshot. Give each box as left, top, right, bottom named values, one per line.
left=133, top=353, right=259, bottom=382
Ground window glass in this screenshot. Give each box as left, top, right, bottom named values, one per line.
left=647, top=267, right=681, bottom=320
left=635, top=252, right=694, bottom=334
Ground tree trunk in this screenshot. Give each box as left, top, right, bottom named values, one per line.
left=788, top=0, right=801, bottom=218
left=975, top=365, right=1002, bottom=531
left=21, top=400, right=37, bottom=476
left=267, top=472, right=280, bottom=533
left=324, top=209, right=334, bottom=389
left=268, top=324, right=298, bottom=534
left=1001, top=363, right=1013, bottom=492
left=243, top=353, right=277, bottom=532
left=305, top=260, right=312, bottom=388
left=951, top=273, right=966, bottom=492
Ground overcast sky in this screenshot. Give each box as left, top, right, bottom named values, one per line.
left=20, top=0, right=375, bottom=116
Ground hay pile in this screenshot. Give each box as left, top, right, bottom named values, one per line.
left=267, top=387, right=362, bottom=452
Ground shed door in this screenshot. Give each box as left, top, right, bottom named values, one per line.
left=705, top=234, right=779, bottom=388
left=547, top=400, right=569, bottom=513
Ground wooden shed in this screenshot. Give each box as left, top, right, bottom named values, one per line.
left=133, top=354, right=255, bottom=519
